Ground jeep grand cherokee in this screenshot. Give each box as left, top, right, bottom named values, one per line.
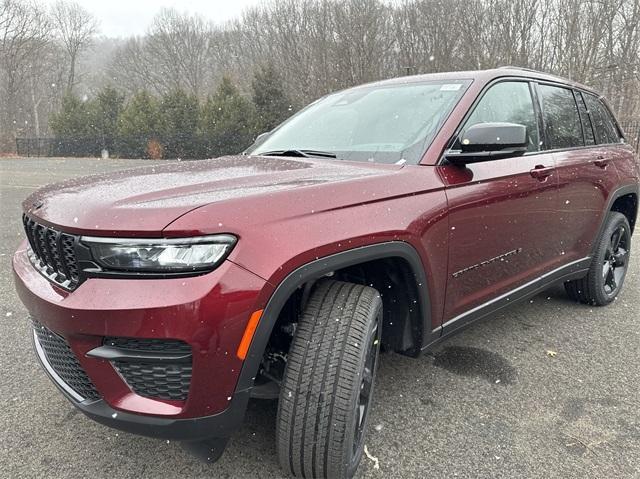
left=14, top=68, right=639, bottom=478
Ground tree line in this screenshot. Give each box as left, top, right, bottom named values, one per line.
left=2, top=0, right=640, bottom=156
left=47, top=65, right=292, bottom=158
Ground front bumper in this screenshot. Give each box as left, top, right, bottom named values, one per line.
left=32, top=325, right=251, bottom=441
left=13, top=241, right=271, bottom=440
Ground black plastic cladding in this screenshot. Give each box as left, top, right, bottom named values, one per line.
left=234, top=241, right=433, bottom=394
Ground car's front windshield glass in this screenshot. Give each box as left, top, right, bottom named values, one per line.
left=248, top=80, right=471, bottom=164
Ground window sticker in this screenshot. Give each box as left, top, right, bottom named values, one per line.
left=440, top=84, right=463, bottom=91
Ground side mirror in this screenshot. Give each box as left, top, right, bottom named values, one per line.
left=446, top=122, right=528, bottom=165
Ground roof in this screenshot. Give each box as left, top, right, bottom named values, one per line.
left=366, top=67, right=598, bottom=95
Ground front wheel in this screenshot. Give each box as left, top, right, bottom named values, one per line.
left=565, top=212, right=632, bottom=306
left=276, top=280, right=382, bottom=479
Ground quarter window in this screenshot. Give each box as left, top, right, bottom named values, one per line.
left=583, top=94, right=620, bottom=144
left=463, top=81, right=540, bottom=152
left=538, top=84, right=583, bottom=149
left=576, top=93, right=595, bottom=146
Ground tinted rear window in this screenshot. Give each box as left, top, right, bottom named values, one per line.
left=583, top=94, right=620, bottom=144
left=538, top=84, right=583, bottom=149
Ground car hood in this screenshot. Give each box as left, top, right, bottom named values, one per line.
left=23, top=155, right=403, bottom=236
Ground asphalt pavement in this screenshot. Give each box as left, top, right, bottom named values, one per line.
left=1, top=157, right=638, bottom=478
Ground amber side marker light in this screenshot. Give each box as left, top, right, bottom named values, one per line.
left=237, top=309, right=263, bottom=360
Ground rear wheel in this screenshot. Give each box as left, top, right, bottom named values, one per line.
left=276, top=280, right=382, bottom=479
left=565, top=212, right=631, bottom=306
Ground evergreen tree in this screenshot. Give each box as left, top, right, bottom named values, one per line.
left=117, top=90, right=161, bottom=158
left=159, top=89, right=199, bottom=158
left=118, top=90, right=160, bottom=138
left=251, top=64, right=294, bottom=132
left=49, top=93, right=93, bottom=137
left=92, top=86, right=125, bottom=143
left=201, top=77, right=257, bottom=156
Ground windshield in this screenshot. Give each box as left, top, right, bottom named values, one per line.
left=248, top=80, right=471, bottom=164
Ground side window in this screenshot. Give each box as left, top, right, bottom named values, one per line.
left=538, top=84, right=583, bottom=149
left=463, top=81, right=540, bottom=152
left=583, top=94, right=620, bottom=144
left=576, top=92, right=595, bottom=146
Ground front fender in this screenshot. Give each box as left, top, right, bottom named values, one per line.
left=232, top=241, right=433, bottom=394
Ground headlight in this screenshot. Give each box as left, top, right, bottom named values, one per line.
left=80, top=235, right=236, bottom=273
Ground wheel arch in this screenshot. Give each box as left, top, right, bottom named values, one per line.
left=610, top=189, right=638, bottom=234
left=591, top=185, right=639, bottom=260
left=233, top=241, right=433, bottom=393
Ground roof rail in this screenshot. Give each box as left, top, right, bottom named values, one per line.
left=497, top=65, right=543, bottom=73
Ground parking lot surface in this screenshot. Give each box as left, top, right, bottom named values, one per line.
left=1, top=157, right=638, bottom=478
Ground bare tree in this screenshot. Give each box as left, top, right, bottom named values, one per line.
left=110, top=9, right=215, bottom=98
left=146, top=8, right=212, bottom=96
left=3, top=0, right=640, bottom=153
left=50, top=0, right=97, bottom=91
left=0, top=0, right=50, bottom=149
left=26, top=41, right=66, bottom=136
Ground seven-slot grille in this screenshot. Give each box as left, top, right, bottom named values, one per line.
left=32, top=320, right=100, bottom=401
left=23, top=214, right=80, bottom=290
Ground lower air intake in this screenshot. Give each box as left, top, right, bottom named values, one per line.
left=32, top=321, right=100, bottom=401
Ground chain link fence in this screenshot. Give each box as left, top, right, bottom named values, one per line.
left=620, top=121, right=640, bottom=151
left=15, top=135, right=250, bottom=159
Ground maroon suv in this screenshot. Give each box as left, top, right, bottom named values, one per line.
left=13, top=68, right=638, bottom=478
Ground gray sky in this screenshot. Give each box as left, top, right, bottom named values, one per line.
left=40, top=0, right=264, bottom=37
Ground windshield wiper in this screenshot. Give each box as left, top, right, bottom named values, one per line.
left=259, top=149, right=337, bottom=159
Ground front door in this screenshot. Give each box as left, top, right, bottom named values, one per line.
left=438, top=80, right=562, bottom=330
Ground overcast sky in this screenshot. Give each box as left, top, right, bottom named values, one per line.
left=39, top=0, right=264, bottom=37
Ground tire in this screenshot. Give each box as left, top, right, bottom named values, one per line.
left=565, top=212, right=632, bottom=306
left=276, top=280, right=383, bottom=479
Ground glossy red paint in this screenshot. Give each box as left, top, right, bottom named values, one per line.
left=14, top=239, right=271, bottom=418
left=553, top=146, right=621, bottom=262
left=164, top=162, right=451, bottom=331
left=12, top=68, right=639, bottom=443
left=437, top=151, right=562, bottom=320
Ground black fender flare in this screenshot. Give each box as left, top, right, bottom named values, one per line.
left=233, top=241, right=433, bottom=393
left=592, top=183, right=639, bottom=255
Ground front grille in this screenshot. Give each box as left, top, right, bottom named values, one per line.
left=32, top=321, right=100, bottom=401
left=105, top=337, right=192, bottom=401
left=23, top=215, right=80, bottom=290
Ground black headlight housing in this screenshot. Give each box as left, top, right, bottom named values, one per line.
left=80, top=234, right=237, bottom=275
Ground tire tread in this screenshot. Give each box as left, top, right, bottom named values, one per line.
left=276, top=280, right=381, bottom=479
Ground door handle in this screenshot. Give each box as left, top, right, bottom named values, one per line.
left=593, top=157, right=611, bottom=169
left=530, top=165, right=555, bottom=181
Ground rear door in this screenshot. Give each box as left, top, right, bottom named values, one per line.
left=546, top=86, right=621, bottom=262
left=439, top=80, right=562, bottom=326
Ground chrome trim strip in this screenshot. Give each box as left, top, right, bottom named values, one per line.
left=27, top=248, right=75, bottom=291
left=32, top=329, right=85, bottom=402
left=80, top=234, right=236, bottom=246
left=442, top=257, right=591, bottom=329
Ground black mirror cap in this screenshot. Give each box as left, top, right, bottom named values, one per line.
left=446, top=122, right=528, bottom=165
left=460, top=122, right=527, bottom=152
